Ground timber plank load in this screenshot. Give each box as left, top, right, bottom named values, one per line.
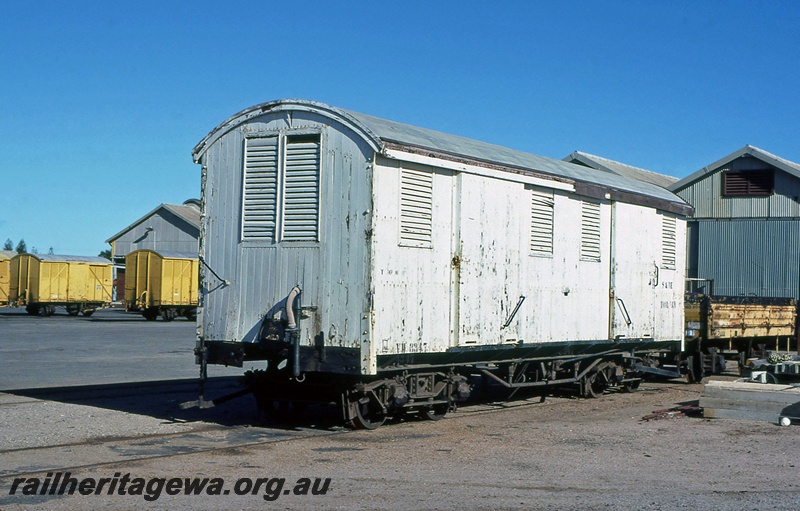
left=708, top=296, right=794, bottom=340
left=685, top=294, right=797, bottom=379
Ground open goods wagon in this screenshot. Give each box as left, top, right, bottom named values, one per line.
left=9, top=254, right=113, bottom=316
left=124, top=249, right=199, bottom=321
left=685, top=290, right=797, bottom=378
left=188, top=99, right=693, bottom=428
left=0, top=250, right=16, bottom=306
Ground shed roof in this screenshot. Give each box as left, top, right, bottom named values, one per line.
left=668, top=145, right=800, bottom=192
left=14, top=254, right=112, bottom=264
left=106, top=202, right=201, bottom=244
left=193, top=99, right=691, bottom=214
left=563, top=151, right=679, bottom=189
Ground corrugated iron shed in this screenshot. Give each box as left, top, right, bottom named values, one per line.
left=695, top=218, right=800, bottom=298
left=106, top=202, right=200, bottom=244
left=669, top=145, right=800, bottom=193
left=668, top=146, right=800, bottom=219
left=106, top=200, right=200, bottom=262
left=674, top=145, right=800, bottom=299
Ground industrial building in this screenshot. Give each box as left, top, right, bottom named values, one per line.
left=105, top=199, right=200, bottom=300
left=668, top=145, right=800, bottom=299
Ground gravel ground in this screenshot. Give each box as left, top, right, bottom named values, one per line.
left=1, top=377, right=798, bottom=511
left=2, top=311, right=797, bottom=510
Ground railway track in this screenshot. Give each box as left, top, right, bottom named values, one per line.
left=0, top=378, right=341, bottom=480
left=0, top=377, right=590, bottom=481
left=0, top=423, right=344, bottom=480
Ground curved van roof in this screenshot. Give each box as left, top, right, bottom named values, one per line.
left=194, top=99, right=691, bottom=215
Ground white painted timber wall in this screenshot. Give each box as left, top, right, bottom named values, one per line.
left=609, top=202, right=686, bottom=344
left=198, top=110, right=375, bottom=351
left=370, top=153, right=686, bottom=362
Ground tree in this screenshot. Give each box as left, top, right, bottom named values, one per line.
left=98, top=249, right=111, bottom=260
left=48, top=247, right=54, bottom=255
left=15, top=239, right=27, bottom=254
left=3, top=239, right=12, bottom=251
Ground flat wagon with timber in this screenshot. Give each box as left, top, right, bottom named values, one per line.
left=188, top=99, right=694, bottom=428
left=684, top=283, right=797, bottom=379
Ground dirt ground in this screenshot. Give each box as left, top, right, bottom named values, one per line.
left=2, top=376, right=799, bottom=511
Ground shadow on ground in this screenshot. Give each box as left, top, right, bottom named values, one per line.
left=3, top=377, right=340, bottom=430
left=3, top=373, right=700, bottom=433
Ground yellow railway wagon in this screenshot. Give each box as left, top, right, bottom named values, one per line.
left=124, top=250, right=198, bottom=321
left=0, top=250, right=16, bottom=306
left=9, top=254, right=113, bottom=316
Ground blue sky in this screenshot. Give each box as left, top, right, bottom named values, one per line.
left=2, top=1, right=799, bottom=256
